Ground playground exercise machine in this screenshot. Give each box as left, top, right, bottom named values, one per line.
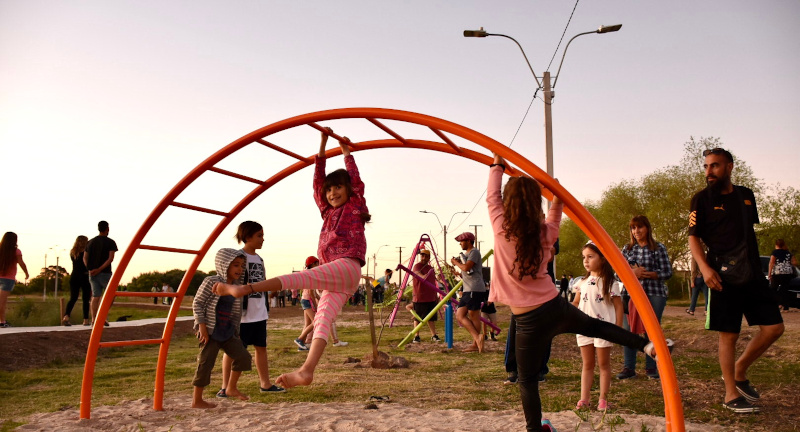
left=79, top=107, right=685, bottom=431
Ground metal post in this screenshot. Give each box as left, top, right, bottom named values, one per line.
left=445, top=302, right=453, bottom=349
left=43, top=254, right=47, bottom=301
left=55, top=256, right=59, bottom=299
left=396, top=247, right=403, bottom=287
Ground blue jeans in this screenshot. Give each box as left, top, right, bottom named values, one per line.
left=623, top=294, right=666, bottom=372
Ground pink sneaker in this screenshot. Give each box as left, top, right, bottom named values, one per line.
left=597, top=399, right=609, bottom=411
left=575, top=400, right=590, bottom=410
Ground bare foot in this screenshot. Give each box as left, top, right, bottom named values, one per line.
left=225, top=389, right=250, bottom=401
left=463, top=343, right=479, bottom=353
left=275, top=369, right=313, bottom=388
left=192, top=399, right=217, bottom=409
left=477, top=335, right=485, bottom=353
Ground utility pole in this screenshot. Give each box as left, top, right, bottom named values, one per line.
left=43, top=254, right=47, bottom=301
left=469, top=224, right=482, bottom=245
left=396, top=246, right=404, bottom=287
left=443, top=225, right=448, bottom=261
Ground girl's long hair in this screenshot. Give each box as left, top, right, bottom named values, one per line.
left=323, top=169, right=371, bottom=223
left=235, top=221, right=263, bottom=244
left=501, top=176, right=544, bottom=280
left=70, top=235, right=89, bottom=260
left=583, top=243, right=615, bottom=303
left=0, top=232, right=18, bottom=275
left=627, top=215, right=657, bottom=251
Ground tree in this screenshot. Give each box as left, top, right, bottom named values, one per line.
left=757, top=184, right=800, bottom=256
left=126, top=269, right=209, bottom=296
left=558, top=136, right=765, bottom=292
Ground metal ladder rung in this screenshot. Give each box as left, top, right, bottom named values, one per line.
left=171, top=201, right=229, bottom=217
left=139, top=245, right=201, bottom=255
left=99, top=338, right=164, bottom=348
left=207, top=167, right=265, bottom=185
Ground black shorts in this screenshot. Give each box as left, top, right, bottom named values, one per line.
left=239, top=320, right=268, bottom=348
left=413, top=301, right=439, bottom=321
left=481, top=301, right=497, bottom=314
left=458, top=291, right=488, bottom=311
left=706, top=276, right=783, bottom=333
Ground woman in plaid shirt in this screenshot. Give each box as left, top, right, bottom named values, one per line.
left=618, top=215, right=673, bottom=380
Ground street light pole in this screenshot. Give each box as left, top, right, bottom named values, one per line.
left=463, top=24, right=622, bottom=180
left=421, top=210, right=468, bottom=261
left=373, top=244, right=390, bottom=280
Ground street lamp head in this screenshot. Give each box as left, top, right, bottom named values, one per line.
left=597, top=24, right=622, bottom=34
left=463, top=27, right=488, bottom=38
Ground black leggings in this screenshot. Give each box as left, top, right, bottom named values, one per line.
left=515, top=296, right=648, bottom=431
left=65, top=274, right=91, bottom=319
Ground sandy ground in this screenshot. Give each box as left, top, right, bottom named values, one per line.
left=17, top=397, right=725, bottom=432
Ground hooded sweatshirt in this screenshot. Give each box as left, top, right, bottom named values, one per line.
left=193, top=248, right=246, bottom=336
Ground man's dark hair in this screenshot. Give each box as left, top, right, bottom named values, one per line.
left=702, top=147, right=734, bottom=163
left=98, top=220, right=109, bottom=232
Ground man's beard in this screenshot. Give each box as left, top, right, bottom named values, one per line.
left=707, top=175, right=731, bottom=193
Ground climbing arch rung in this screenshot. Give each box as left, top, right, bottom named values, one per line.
left=367, top=118, right=409, bottom=145
left=138, top=245, right=201, bottom=255
left=429, top=127, right=460, bottom=153
left=308, top=122, right=362, bottom=149
left=116, top=291, right=175, bottom=298
left=99, top=339, right=164, bottom=349
left=207, top=167, right=265, bottom=185
left=255, top=138, right=312, bottom=162
left=170, top=201, right=230, bottom=217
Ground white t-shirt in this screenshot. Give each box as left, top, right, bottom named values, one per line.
left=241, top=251, right=269, bottom=323
left=575, top=276, right=620, bottom=323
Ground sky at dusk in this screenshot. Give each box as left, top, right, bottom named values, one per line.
left=2, top=1, right=798, bottom=286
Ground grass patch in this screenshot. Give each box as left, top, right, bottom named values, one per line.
left=1, top=304, right=798, bottom=431
left=4, top=296, right=191, bottom=327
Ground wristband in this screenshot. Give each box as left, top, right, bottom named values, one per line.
left=489, top=163, right=506, bottom=171
left=248, top=284, right=254, bottom=294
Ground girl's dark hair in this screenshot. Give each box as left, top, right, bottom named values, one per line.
left=627, top=215, right=657, bottom=251
left=322, top=168, right=371, bottom=223
left=582, top=243, right=615, bottom=303
left=0, top=232, right=18, bottom=275
left=776, top=238, right=786, bottom=249
left=235, top=221, right=263, bottom=244
left=501, top=176, right=544, bottom=280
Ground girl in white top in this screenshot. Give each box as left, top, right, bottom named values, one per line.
left=572, top=242, right=623, bottom=411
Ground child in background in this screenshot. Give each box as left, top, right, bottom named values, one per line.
left=191, top=248, right=252, bottom=408
left=572, top=242, right=624, bottom=411
left=293, top=257, right=350, bottom=350
left=486, top=154, right=671, bottom=432
left=219, top=221, right=284, bottom=398
left=0, top=232, right=30, bottom=328
left=215, top=127, right=369, bottom=388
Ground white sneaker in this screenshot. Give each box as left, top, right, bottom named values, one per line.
left=333, top=341, right=349, bottom=347
left=644, top=339, right=674, bottom=360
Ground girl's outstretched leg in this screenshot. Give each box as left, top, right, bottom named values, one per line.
left=276, top=338, right=326, bottom=388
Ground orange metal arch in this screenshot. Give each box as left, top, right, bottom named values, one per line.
left=80, top=108, right=684, bottom=431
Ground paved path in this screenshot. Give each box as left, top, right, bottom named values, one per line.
left=0, top=316, right=194, bottom=335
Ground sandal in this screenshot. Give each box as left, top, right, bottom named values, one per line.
left=685, top=309, right=694, bottom=315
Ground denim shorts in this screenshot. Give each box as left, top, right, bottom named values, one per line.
left=0, top=278, right=15, bottom=292
left=300, top=299, right=312, bottom=310
left=89, top=272, right=112, bottom=297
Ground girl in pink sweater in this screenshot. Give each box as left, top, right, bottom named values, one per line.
left=215, top=127, right=369, bottom=389
left=487, top=154, right=669, bottom=432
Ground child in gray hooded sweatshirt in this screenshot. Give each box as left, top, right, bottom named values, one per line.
left=191, top=248, right=253, bottom=408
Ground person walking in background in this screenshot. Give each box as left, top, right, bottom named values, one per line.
left=768, top=239, right=795, bottom=312
left=63, top=235, right=91, bottom=326
left=689, top=147, right=784, bottom=413
left=151, top=283, right=159, bottom=305
left=84, top=221, right=117, bottom=327
left=687, top=257, right=709, bottom=316
left=373, top=269, right=391, bottom=304
left=0, top=232, right=30, bottom=328
left=618, top=215, right=672, bottom=380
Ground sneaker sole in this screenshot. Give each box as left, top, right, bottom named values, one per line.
left=723, top=404, right=760, bottom=414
